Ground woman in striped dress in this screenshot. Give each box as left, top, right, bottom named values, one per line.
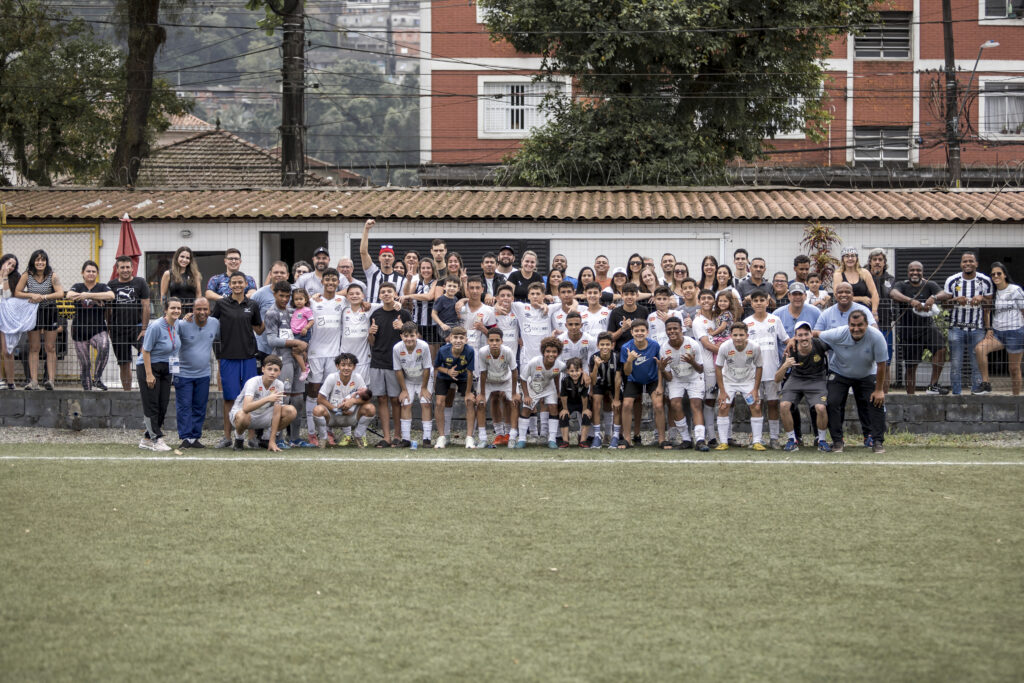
left=15, top=249, right=64, bottom=390
left=402, top=257, right=440, bottom=354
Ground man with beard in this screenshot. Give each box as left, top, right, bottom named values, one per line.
left=943, top=251, right=993, bottom=395
left=891, top=261, right=948, bottom=395
left=294, top=247, right=336, bottom=296
left=479, top=252, right=506, bottom=304
left=496, top=245, right=518, bottom=278
left=360, top=218, right=405, bottom=304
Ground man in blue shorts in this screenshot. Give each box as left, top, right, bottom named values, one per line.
left=211, top=272, right=263, bottom=448
left=619, top=320, right=667, bottom=449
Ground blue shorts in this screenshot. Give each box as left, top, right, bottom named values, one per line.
left=220, top=358, right=259, bottom=400
left=995, top=327, right=1024, bottom=354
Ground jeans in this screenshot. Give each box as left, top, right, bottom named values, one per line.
left=948, top=327, right=985, bottom=394
left=826, top=373, right=886, bottom=445
left=173, top=375, right=211, bottom=441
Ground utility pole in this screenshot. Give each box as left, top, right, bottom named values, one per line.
left=271, top=0, right=306, bottom=186
left=385, top=0, right=396, bottom=77
left=942, top=0, right=961, bottom=187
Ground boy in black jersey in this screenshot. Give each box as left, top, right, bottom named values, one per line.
left=776, top=321, right=831, bottom=452
left=587, top=331, right=620, bottom=448
left=559, top=357, right=592, bottom=447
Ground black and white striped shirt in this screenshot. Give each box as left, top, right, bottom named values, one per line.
left=412, top=278, right=435, bottom=326
left=944, top=271, right=993, bottom=328
left=365, top=264, right=405, bottom=304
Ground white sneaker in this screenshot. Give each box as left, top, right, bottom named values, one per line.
left=434, top=435, right=447, bottom=449
left=153, top=438, right=172, bottom=452
left=476, top=437, right=488, bottom=449
left=465, top=436, right=476, bottom=449
left=139, top=438, right=156, bottom=451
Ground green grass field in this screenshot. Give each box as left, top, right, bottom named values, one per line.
left=2, top=444, right=1023, bottom=681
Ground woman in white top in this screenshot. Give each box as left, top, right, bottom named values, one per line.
left=714, top=265, right=743, bottom=306
left=976, top=262, right=1024, bottom=395
left=0, top=254, right=19, bottom=388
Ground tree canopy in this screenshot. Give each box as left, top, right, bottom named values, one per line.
left=480, top=0, right=877, bottom=186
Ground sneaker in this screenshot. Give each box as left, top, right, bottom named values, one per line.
left=326, top=432, right=337, bottom=447
left=82, top=383, right=91, bottom=391
left=727, top=438, right=740, bottom=447
left=632, top=435, right=642, bottom=446
left=42, top=380, right=54, bottom=391
left=358, top=435, right=370, bottom=448
left=307, top=434, right=320, bottom=448
left=832, top=440, right=845, bottom=453
left=233, top=439, right=245, bottom=451
left=578, top=440, right=590, bottom=449
left=925, top=384, right=949, bottom=395
left=974, top=382, right=992, bottom=395
left=434, top=435, right=448, bottom=449
left=191, top=440, right=206, bottom=449
left=677, top=441, right=693, bottom=450
left=783, top=438, right=799, bottom=452
left=769, top=438, right=780, bottom=450
left=93, top=380, right=108, bottom=391
left=558, top=439, right=569, bottom=449
left=872, top=441, right=886, bottom=454
left=214, top=436, right=232, bottom=449
left=476, top=438, right=488, bottom=449
left=863, top=436, right=874, bottom=448
left=609, top=435, right=620, bottom=449
left=707, top=438, right=718, bottom=448
left=0, top=380, right=7, bottom=390
left=338, top=435, right=352, bottom=447
left=695, top=440, right=709, bottom=452
left=139, top=438, right=156, bottom=451
left=817, top=440, right=832, bottom=453
left=179, top=440, right=192, bottom=450
left=23, top=382, right=36, bottom=391
left=515, top=440, right=527, bottom=449
left=153, top=438, right=172, bottom=452
left=400, top=439, right=411, bottom=448
left=465, top=436, right=476, bottom=449
left=548, top=440, right=558, bottom=449
left=750, top=442, right=767, bottom=451
left=486, top=441, right=498, bottom=449
left=276, top=439, right=291, bottom=450
left=590, top=435, right=603, bottom=449
left=714, top=442, right=729, bottom=451
left=422, top=439, right=432, bottom=448
left=246, top=439, right=260, bottom=450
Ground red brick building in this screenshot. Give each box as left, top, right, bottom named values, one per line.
left=418, top=1, right=1024, bottom=182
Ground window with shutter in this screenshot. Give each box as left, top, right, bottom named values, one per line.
left=854, top=12, right=912, bottom=59
left=478, top=77, right=569, bottom=139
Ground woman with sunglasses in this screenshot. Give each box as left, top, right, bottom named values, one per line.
left=975, top=262, right=1024, bottom=395
left=669, top=262, right=690, bottom=302
left=625, top=253, right=645, bottom=288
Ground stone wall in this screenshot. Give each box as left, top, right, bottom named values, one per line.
left=1, top=390, right=1022, bottom=436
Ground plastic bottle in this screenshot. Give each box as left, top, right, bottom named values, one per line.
left=410, top=440, right=418, bottom=450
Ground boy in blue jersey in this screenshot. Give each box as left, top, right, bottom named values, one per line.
left=432, top=326, right=477, bottom=448
left=619, top=320, right=667, bottom=448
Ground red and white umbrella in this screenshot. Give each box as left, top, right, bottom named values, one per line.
left=110, top=213, right=142, bottom=280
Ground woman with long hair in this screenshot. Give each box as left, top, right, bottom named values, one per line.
left=403, top=257, right=442, bottom=353
left=838, top=247, right=879, bottom=319
left=625, top=252, right=645, bottom=287
left=444, top=251, right=468, bottom=297
left=670, top=261, right=690, bottom=301
left=602, top=268, right=629, bottom=306
left=697, top=255, right=718, bottom=292
left=637, top=266, right=660, bottom=302
left=976, top=262, right=1024, bottom=395
left=714, top=264, right=743, bottom=305
left=160, top=246, right=203, bottom=314
left=544, top=268, right=564, bottom=302
left=575, top=266, right=596, bottom=301
left=138, top=296, right=182, bottom=451
left=15, top=249, right=64, bottom=390
left=66, top=260, right=115, bottom=391
left=0, top=253, right=20, bottom=389
left=508, top=249, right=545, bottom=301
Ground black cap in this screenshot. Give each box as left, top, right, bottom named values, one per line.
left=313, top=246, right=329, bottom=257
left=499, top=244, right=515, bottom=255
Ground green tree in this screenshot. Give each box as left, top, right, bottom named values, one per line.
left=480, top=0, right=877, bottom=186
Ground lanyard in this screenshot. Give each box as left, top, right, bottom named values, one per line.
left=165, top=320, right=176, bottom=352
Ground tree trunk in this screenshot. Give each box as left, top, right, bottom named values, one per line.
left=105, top=0, right=165, bottom=187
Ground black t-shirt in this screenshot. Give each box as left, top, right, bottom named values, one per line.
left=736, top=278, right=775, bottom=317
left=211, top=296, right=261, bottom=359
left=507, top=271, right=545, bottom=301
left=107, top=277, right=150, bottom=328
left=369, top=306, right=412, bottom=368
left=788, top=338, right=829, bottom=381
left=891, top=279, right=942, bottom=329
left=588, top=352, right=619, bottom=391
left=69, top=283, right=110, bottom=342
left=560, top=375, right=590, bottom=406
left=607, top=304, right=650, bottom=352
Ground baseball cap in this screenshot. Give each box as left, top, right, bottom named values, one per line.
left=790, top=282, right=807, bottom=294
left=499, top=244, right=515, bottom=255
left=313, top=246, right=329, bottom=257
left=379, top=244, right=395, bottom=255
left=794, top=320, right=812, bottom=331
left=612, top=267, right=627, bottom=276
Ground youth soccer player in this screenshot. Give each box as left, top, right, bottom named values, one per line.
left=659, top=317, right=708, bottom=451
left=557, top=311, right=597, bottom=364
left=691, top=289, right=722, bottom=445
left=548, top=281, right=580, bottom=333
left=744, top=290, right=790, bottom=449
left=775, top=320, right=831, bottom=452
left=619, top=320, right=667, bottom=449
left=432, top=327, right=476, bottom=449
left=478, top=328, right=520, bottom=448
left=228, top=355, right=297, bottom=452
left=517, top=336, right=565, bottom=449
left=646, top=286, right=676, bottom=348
left=580, top=282, right=611, bottom=336
left=588, top=331, right=620, bottom=448
left=714, top=322, right=765, bottom=451
left=314, top=352, right=377, bottom=448
left=303, top=269, right=344, bottom=446
left=393, top=322, right=434, bottom=447
left=511, top=282, right=553, bottom=440
left=559, top=357, right=592, bottom=447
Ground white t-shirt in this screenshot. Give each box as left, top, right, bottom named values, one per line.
left=522, top=355, right=565, bottom=396
left=494, top=308, right=521, bottom=351
left=547, top=301, right=578, bottom=333
left=690, top=312, right=717, bottom=372
left=479, top=344, right=517, bottom=384
left=460, top=302, right=497, bottom=350
left=392, top=339, right=432, bottom=381
left=319, top=371, right=367, bottom=413
left=993, top=284, right=1024, bottom=331
left=715, top=339, right=763, bottom=385
left=512, top=302, right=552, bottom=362
left=646, top=309, right=675, bottom=348
left=580, top=305, right=611, bottom=336
left=340, top=302, right=382, bottom=365
left=557, top=331, right=597, bottom=363
left=308, top=295, right=346, bottom=359
left=660, top=337, right=702, bottom=381
left=231, top=376, right=285, bottom=421
left=743, top=314, right=789, bottom=379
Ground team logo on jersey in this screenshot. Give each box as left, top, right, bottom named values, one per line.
left=581, top=339, right=589, bottom=345
left=400, top=351, right=407, bottom=356
left=728, top=350, right=736, bottom=356
left=746, top=321, right=755, bottom=326
left=745, top=349, right=754, bottom=355
left=415, top=349, right=422, bottom=355
left=524, top=305, right=531, bottom=311
left=813, top=354, right=821, bottom=362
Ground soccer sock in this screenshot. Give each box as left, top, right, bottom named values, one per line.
left=703, top=406, right=716, bottom=435
left=786, top=430, right=796, bottom=441
left=592, top=422, right=602, bottom=439
left=234, top=427, right=245, bottom=440
left=602, top=412, right=612, bottom=438
left=422, top=420, right=433, bottom=441
left=478, top=426, right=487, bottom=441
left=769, top=419, right=780, bottom=440
left=401, top=418, right=412, bottom=441
left=518, top=417, right=531, bottom=440
left=717, top=417, right=730, bottom=444
left=529, top=415, right=537, bottom=436
left=305, top=397, right=316, bottom=434
left=539, top=412, right=549, bottom=436
left=818, top=428, right=828, bottom=441
left=751, top=417, right=764, bottom=444
left=354, top=416, right=372, bottom=438
left=694, top=424, right=706, bottom=442
left=548, top=418, right=559, bottom=441
left=612, top=424, right=622, bottom=439
left=674, top=418, right=689, bottom=441
left=444, top=407, right=453, bottom=435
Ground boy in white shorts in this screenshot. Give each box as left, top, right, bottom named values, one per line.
left=228, top=355, right=297, bottom=452
left=743, top=290, right=789, bottom=449
left=304, top=269, right=344, bottom=446
left=714, top=322, right=765, bottom=451
left=659, top=317, right=708, bottom=451
left=691, top=289, right=722, bottom=445
left=516, top=336, right=565, bottom=449
left=393, top=322, right=434, bottom=448
left=478, top=328, right=520, bottom=448
left=313, top=352, right=377, bottom=448
left=512, top=282, right=553, bottom=440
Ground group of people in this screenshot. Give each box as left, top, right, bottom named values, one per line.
left=0, top=221, right=1021, bottom=454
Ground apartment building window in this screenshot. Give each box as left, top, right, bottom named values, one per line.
left=772, top=95, right=806, bottom=140
left=854, top=12, right=912, bottom=59
left=981, top=80, right=1024, bottom=137
left=983, top=0, right=1024, bottom=19
left=853, top=127, right=911, bottom=166
left=478, top=77, right=568, bottom=139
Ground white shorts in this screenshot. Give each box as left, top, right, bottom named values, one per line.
left=327, top=411, right=359, bottom=428
left=307, top=357, right=334, bottom=385
left=484, top=378, right=514, bottom=402
left=759, top=380, right=780, bottom=401
left=667, top=376, right=704, bottom=400
left=401, top=376, right=434, bottom=405
left=229, top=408, right=275, bottom=430
left=526, top=388, right=557, bottom=411
left=703, top=368, right=717, bottom=396
left=720, top=381, right=755, bottom=405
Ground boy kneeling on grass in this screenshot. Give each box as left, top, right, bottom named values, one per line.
left=228, top=355, right=297, bottom=452
left=587, top=331, right=620, bottom=448
left=714, top=322, right=765, bottom=451
left=517, top=336, right=565, bottom=449
left=432, top=326, right=476, bottom=449
left=313, top=352, right=377, bottom=448
left=558, top=357, right=592, bottom=447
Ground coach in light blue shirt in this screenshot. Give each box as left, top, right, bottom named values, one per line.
left=814, top=282, right=877, bottom=331
left=772, top=282, right=820, bottom=336
left=818, top=310, right=888, bottom=454
left=174, top=298, right=220, bottom=449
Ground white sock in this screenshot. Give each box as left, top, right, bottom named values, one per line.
left=612, top=424, right=621, bottom=439
left=315, top=415, right=327, bottom=438
left=769, top=419, right=780, bottom=440
left=518, top=417, right=531, bottom=439
left=751, top=417, right=764, bottom=444
left=548, top=418, right=558, bottom=441
left=341, top=426, right=353, bottom=436
left=423, top=420, right=433, bottom=440
left=354, top=416, right=372, bottom=438
left=401, top=419, right=411, bottom=441
left=305, top=397, right=316, bottom=434
left=717, top=416, right=730, bottom=444
left=786, top=430, right=796, bottom=441
left=234, top=428, right=245, bottom=440
left=444, top=407, right=453, bottom=434
left=478, top=426, right=487, bottom=441
left=674, top=418, right=689, bottom=441
left=694, top=424, right=706, bottom=442
left=494, top=422, right=505, bottom=436
left=509, top=428, right=518, bottom=442
left=703, top=405, right=716, bottom=435
left=529, top=415, right=538, bottom=436
left=818, top=428, right=828, bottom=441
left=592, top=422, right=602, bottom=439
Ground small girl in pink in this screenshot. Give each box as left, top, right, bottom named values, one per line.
left=289, top=288, right=315, bottom=381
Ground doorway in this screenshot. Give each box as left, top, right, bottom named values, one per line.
left=262, top=232, right=328, bottom=281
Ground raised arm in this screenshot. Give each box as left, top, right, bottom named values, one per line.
left=359, top=218, right=376, bottom=271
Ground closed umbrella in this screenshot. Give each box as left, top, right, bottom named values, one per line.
left=110, top=213, right=142, bottom=280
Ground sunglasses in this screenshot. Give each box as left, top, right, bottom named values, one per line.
left=674, top=269, right=687, bottom=274
left=629, top=261, right=642, bottom=266
left=380, top=244, right=394, bottom=249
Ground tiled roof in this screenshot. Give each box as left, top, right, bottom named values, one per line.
left=135, top=130, right=333, bottom=188
left=165, top=113, right=216, bottom=132
left=2, top=187, right=1023, bottom=222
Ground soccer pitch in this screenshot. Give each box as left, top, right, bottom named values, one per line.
left=2, top=444, right=1022, bottom=681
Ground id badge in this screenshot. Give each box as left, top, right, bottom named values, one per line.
left=169, top=355, right=181, bottom=375
left=279, top=327, right=294, bottom=340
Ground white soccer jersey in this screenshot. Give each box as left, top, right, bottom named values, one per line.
left=512, top=302, right=552, bottom=363
left=231, top=376, right=285, bottom=422
left=319, top=371, right=367, bottom=413
left=460, top=302, right=497, bottom=350
left=479, top=345, right=517, bottom=384
left=308, top=295, right=346, bottom=359
left=660, top=336, right=703, bottom=381
left=392, top=339, right=432, bottom=381
left=522, top=355, right=565, bottom=396
left=690, top=312, right=717, bottom=371
left=580, top=305, right=611, bottom=336
left=715, top=339, right=763, bottom=384
left=646, top=310, right=674, bottom=348
left=548, top=302, right=578, bottom=333
left=557, top=331, right=597, bottom=363
left=494, top=308, right=521, bottom=351
left=340, top=302, right=381, bottom=365
left=743, top=314, right=789, bottom=378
